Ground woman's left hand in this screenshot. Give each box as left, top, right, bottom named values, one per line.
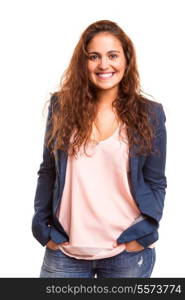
left=113, top=240, right=144, bottom=251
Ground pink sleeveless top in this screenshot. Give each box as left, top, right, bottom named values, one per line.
left=56, top=123, right=155, bottom=260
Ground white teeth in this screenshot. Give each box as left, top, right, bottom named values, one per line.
left=97, top=73, right=114, bottom=78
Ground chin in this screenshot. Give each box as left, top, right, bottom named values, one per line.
left=96, top=83, right=119, bottom=91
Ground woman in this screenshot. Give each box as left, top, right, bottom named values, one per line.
left=32, top=20, right=167, bottom=278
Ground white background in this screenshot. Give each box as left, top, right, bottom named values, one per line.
left=0, top=0, right=184, bottom=277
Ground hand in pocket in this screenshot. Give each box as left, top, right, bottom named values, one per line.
left=46, top=240, right=69, bottom=250
left=113, top=240, right=144, bottom=252
left=125, top=240, right=144, bottom=252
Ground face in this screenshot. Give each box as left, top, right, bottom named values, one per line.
left=87, top=32, right=127, bottom=94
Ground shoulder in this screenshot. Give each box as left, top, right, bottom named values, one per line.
left=148, top=99, right=165, bottom=114
left=49, top=92, right=59, bottom=108
left=140, top=97, right=166, bottom=124
left=47, top=92, right=60, bottom=116
left=149, top=100, right=166, bottom=126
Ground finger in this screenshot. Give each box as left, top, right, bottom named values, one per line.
left=62, top=241, right=69, bottom=245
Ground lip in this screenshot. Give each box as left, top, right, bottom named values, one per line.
left=95, top=72, right=116, bottom=80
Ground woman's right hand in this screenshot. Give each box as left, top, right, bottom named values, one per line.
left=46, top=240, right=69, bottom=250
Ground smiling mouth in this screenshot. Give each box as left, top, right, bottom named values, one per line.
left=95, top=72, right=115, bottom=79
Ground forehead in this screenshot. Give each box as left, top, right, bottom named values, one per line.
left=87, top=32, right=123, bottom=52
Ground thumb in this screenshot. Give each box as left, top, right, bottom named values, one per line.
left=62, top=241, right=69, bottom=245
left=113, top=242, right=117, bottom=248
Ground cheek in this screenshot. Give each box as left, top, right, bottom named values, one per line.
left=114, top=61, right=126, bottom=71
left=87, top=62, right=95, bottom=74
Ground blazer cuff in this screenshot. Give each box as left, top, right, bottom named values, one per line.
left=136, top=230, right=159, bottom=248
left=50, top=225, right=69, bottom=244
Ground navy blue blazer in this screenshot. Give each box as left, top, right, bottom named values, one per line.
left=32, top=95, right=167, bottom=248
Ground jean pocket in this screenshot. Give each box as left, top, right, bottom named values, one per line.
left=125, top=247, right=154, bottom=254
left=124, top=248, right=145, bottom=254
left=46, top=247, right=62, bottom=253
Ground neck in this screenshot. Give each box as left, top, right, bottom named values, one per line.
left=97, top=87, right=118, bottom=109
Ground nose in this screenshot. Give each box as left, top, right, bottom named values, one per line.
left=98, top=56, right=109, bottom=69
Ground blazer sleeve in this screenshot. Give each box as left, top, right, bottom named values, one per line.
left=136, top=103, right=167, bottom=247
left=142, top=103, right=167, bottom=221
left=31, top=95, right=57, bottom=246
left=117, top=103, right=167, bottom=248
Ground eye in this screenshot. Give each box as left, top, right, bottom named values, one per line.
left=88, top=54, right=99, bottom=60
left=109, top=54, right=118, bottom=59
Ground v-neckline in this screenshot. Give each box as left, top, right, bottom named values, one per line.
left=92, top=123, right=120, bottom=144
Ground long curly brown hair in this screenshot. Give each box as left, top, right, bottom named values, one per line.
left=45, top=20, right=159, bottom=158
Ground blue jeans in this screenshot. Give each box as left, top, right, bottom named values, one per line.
left=40, top=247, right=156, bottom=278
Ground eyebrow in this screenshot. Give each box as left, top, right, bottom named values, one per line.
left=88, top=50, right=121, bottom=54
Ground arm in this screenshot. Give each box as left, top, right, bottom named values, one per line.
left=117, top=103, right=167, bottom=248
left=136, top=104, right=167, bottom=247
left=136, top=103, right=167, bottom=247
left=32, top=95, right=57, bottom=246
left=142, top=103, right=167, bottom=221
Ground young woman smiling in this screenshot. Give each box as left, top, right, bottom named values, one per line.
left=32, top=20, right=167, bottom=278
